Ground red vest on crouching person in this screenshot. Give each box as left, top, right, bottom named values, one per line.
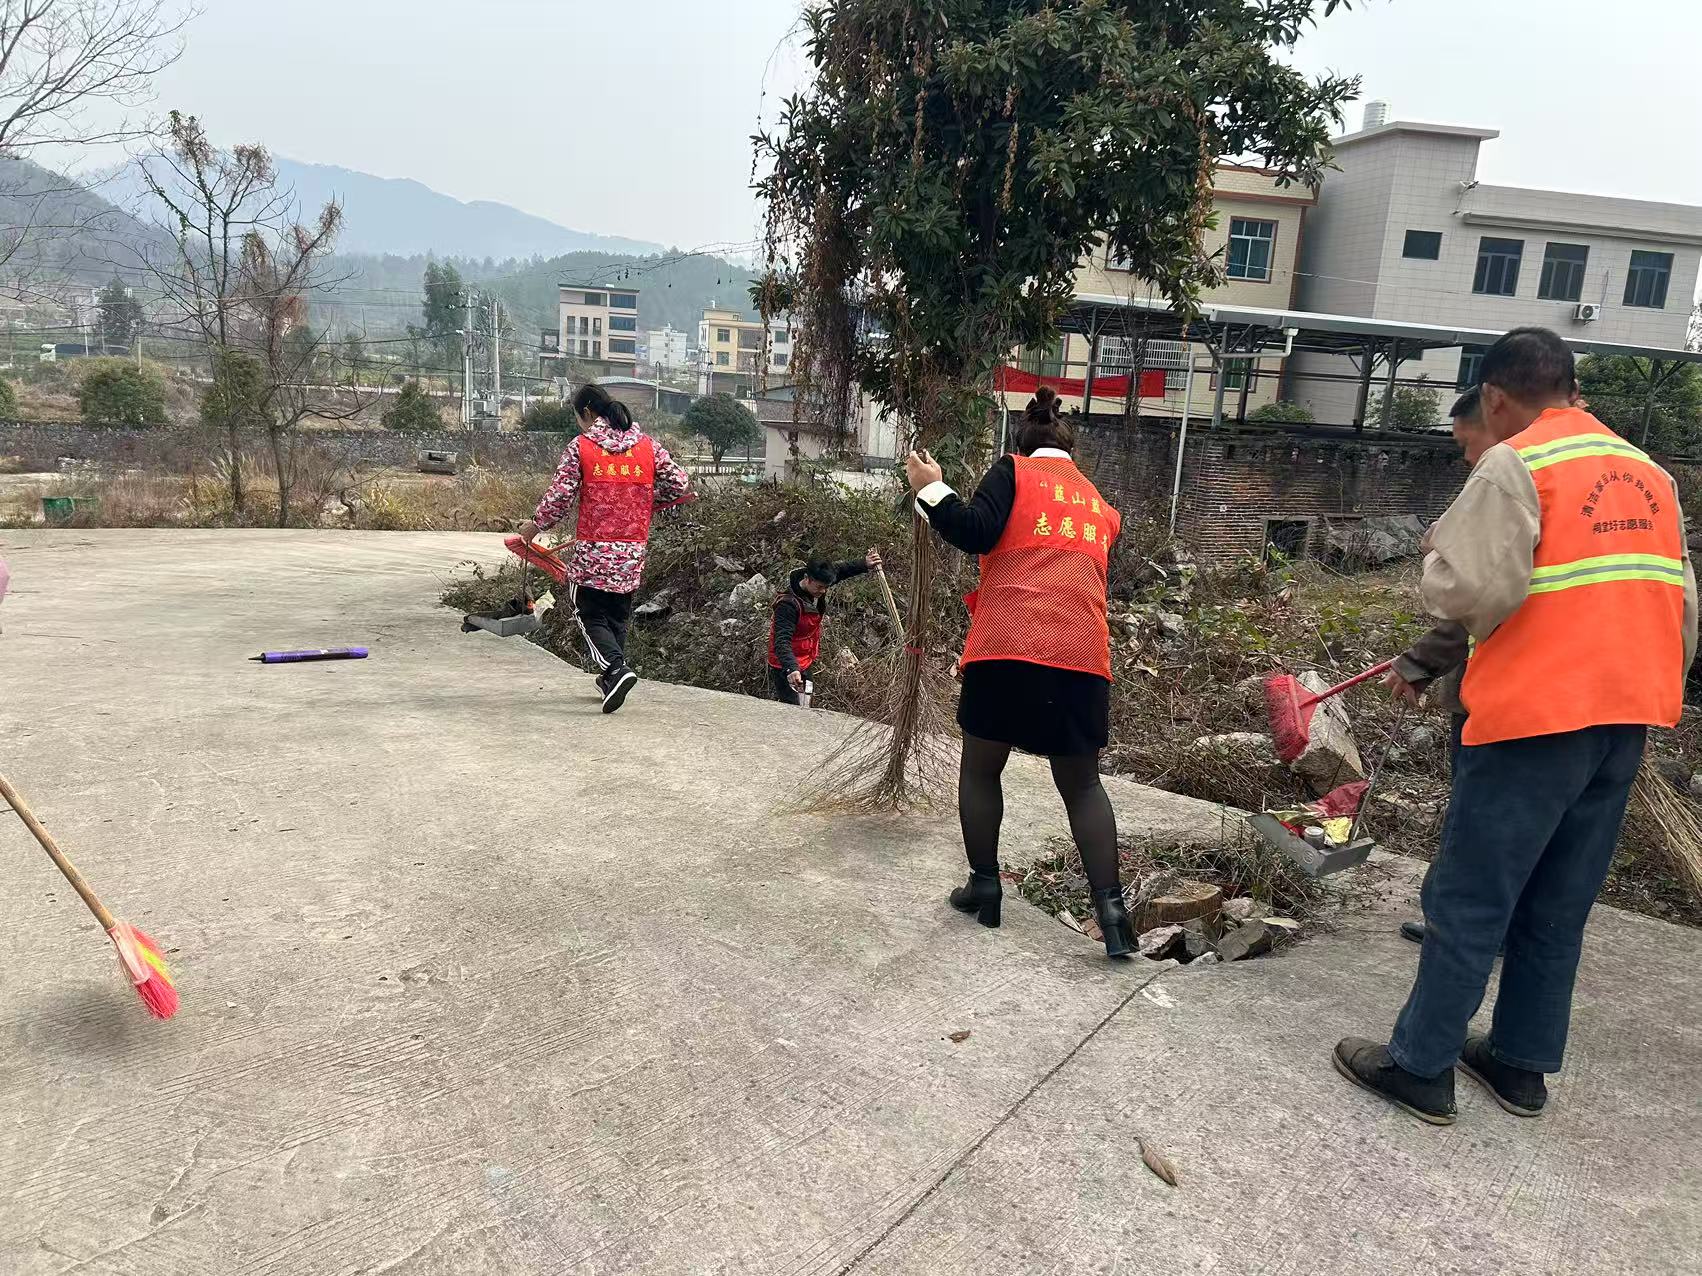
left=960, top=455, right=1121, bottom=680
left=767, top=596, right=823, bottom=671
left=575, top=435, right=656, bottom=543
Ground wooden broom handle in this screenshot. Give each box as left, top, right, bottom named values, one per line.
left=0, top=772, right=116, bottom=930
left=874, top=564, right=906, bottom=640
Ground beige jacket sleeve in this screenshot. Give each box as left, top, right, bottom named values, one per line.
left=1420, top=444, right=1541, bottom=640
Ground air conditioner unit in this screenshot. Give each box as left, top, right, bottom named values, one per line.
left=1575, top=302, right=1602, bottom=323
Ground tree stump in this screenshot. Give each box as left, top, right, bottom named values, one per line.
left=1135, top=880, right=1223, bottom=933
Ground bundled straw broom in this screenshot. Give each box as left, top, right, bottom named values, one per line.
left=1625, top=764, right=1702, bottom=903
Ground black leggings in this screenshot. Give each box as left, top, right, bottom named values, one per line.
left=958, top=734, right=1121, bottom=891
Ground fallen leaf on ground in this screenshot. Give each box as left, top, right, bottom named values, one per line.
left=1057, top=909, right=1083, bottom=934
left=1138, top=1139, right=1179, bottom=1186
left=1262, top=916, right=1301, bottom=930
left=948, top=1030, right=971, bottom=1043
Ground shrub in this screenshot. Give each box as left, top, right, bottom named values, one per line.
left=78, top=359, right=169, bottom=426
left=382, top=380, right=443, bottom=432
left=521, top=400, right=578, bottom=432
left=0, top=376, right=16, bottom=418
left=1378, top=377, right=1444, bottom=431
left=682, top=394, right=761, bottom=463
left=1247, top=400, right=1314, bottom=425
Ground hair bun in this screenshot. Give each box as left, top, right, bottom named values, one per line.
left=1025, top=385, right=1060, bottom=425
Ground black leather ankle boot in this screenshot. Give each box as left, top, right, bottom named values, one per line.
left=948, top=869, right=1002, bottom=928
left=1092, top=887, right=1134, bottom=958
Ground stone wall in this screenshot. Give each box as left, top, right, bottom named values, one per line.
left=0, top=420, right=572, bottom=473
left=1075, top=415, right=1468, bottom=564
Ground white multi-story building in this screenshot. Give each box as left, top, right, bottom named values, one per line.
left=646, top=325, right=691, bottom=375
left=1290, top=115, right=1702, bottom=423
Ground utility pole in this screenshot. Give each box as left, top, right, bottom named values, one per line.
left=461, top=291, right=474, bottom=428
left=491, top=295, right=501, bottom=412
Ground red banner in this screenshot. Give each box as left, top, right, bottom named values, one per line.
left=995, top=365, right=1167, bottom=401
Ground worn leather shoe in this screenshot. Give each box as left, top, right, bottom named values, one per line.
left=1457, top=1034, right=1547, bottom=1117
left=1333, top=1037, right=1456, bottom=1125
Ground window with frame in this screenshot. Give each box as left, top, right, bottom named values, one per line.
left=1538, top=243, right=1589, bottom=302
left=771, top=329, right=789, bottom=344
left=610, top=338, right=635, bottom=354
left=1624, top=250, right=1673, bottom=308
left=1146, top=339, right=1191, bottom=393
left=773, top=352, right=789, bottom=367
left=1456, top=344, right=1487, bottom=389
left=582, top=292, right=604, bottom=307
left=1227, top=218, right=1277, bottom=281
left=1105, top=242, right=1134, bottom=272
left=1018, top=338, right=1067, bottom=379
left=592, top=341, right=601, bottom=358
left=716, top=351, right=729, bottom=366
left=592, top=317, right=602, bottom=335
left=1403, top=230, right=1442, bottom=260
left=609, top=292, right=637, bottom=310
left=1219, top=363, right=1248, bottom=391
left=610, top=315, right=636, bottom=331
left=716, top=327, right=731, bottom=342
left=578, top=339, right=589, bottom=357
left=1473, top=237, right=1523, bottom=296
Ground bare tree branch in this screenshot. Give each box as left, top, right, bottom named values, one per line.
left=0, top=0, right=192, bottom=154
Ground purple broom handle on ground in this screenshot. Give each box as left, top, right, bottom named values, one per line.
left=251, top=648, right=369, bottom=664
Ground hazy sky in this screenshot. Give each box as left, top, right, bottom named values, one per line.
left=94, top=0, right=1702, bottom=253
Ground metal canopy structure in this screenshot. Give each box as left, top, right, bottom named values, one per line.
left=1056, top=293, right=1702, bottom=535
left=1059, top=292, right=1702, bottom=444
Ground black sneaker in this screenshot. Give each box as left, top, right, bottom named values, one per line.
left=1400, top=920, right=1426, bottom=944
left=601, top=667, right=637, bottom=714
left=1457, top=1034, right=1547, bottom=1117
left=1333, top=1037, right=1457, bottom=1125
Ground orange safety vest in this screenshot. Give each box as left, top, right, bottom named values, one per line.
left=1460, top=407, right=1687, bottom=745
left=575, top=435, right=656, bottom=544
left=960, top=455, right=1121, bottom=679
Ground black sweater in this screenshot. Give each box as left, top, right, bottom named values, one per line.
left=917, top=455, right=1018, bottom=555
left=769, top=560, right=873, bottom=673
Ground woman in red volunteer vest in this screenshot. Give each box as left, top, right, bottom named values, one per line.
left=906, top=387, right=1133, bottom=958
left=517, top=384, right=690, bottom=714
left=768, top=551, right=882, bottom=705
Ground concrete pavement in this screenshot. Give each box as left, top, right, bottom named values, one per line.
left=0, top=530, right=1697, bottom=1275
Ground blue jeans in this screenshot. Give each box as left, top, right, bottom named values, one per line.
left=1389, top=721, right=1645, bottom=1078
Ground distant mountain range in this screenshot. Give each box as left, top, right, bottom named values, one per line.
left=272, top=158, right=665, bottom=260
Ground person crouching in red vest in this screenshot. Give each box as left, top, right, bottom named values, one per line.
left=907, top=386, right=1132, bottom=960
left=516, top=383, right=690, bottom=714
left=767, top=550, right=882, bottom=705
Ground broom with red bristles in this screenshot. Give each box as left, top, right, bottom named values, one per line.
left=1263, top=659, right=1396, bottom=764
left=0, top=772, right=179, bottom=1020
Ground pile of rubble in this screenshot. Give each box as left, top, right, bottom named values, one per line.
left=1056, top=873, right=1299, bottom=967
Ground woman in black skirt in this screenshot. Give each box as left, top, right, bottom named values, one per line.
left=905, top=386, right=1132, bottom=958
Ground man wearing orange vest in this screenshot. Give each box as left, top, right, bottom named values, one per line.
left=767, top=550, right=882, bottom=705
left=1336, top=328, right=1697, bottom=1125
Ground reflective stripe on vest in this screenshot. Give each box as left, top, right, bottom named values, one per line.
left=1459, top=407, right=1685, bottom=746
left=1516, top=433, right=1651, bottom=473
left=959, top=455, right=1121, bottom=680
left=575, top=435, right=656, bottom=544
left=1527, top=552, right=1686, bottom=594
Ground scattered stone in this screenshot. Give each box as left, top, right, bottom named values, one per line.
left=1216, top=919, right=1274, bottom=962
left=1157, top=611, right=1187, bottom=639
left=1188, top=952, right=1221, bottom=967
left=947, top=1030, right=971, bottom=1043
left=1235, top=675, right=1268, bottom=713
left=725, top=573, right=771, bottom=610
left=1189, top=732, right=1279, bottom=768
left=712, top=554, right=744, bottom=574
left=1291, top=670, right=1366, bottom=795
left=834, top=646, right=858, bottom=672
left=1408, top=724, right=1439, bottom=752
left=633, top=588, right=675, bottom=621
left=718, top=618, right=741, bottom=637
left=1135, top=880, right=1223, bottom=932
left=1137, top=925, right=1185, bottom=961
left=1181, top=928, right=1214, bottom=962
left=1690, top=772, right=1702, bottom=801
left=1222, top=896, right=1259, bottom=923
left=1318, top=513, right=1425, bottom=566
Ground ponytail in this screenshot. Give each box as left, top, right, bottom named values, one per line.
left=572, top=382, right=631, bottom=430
